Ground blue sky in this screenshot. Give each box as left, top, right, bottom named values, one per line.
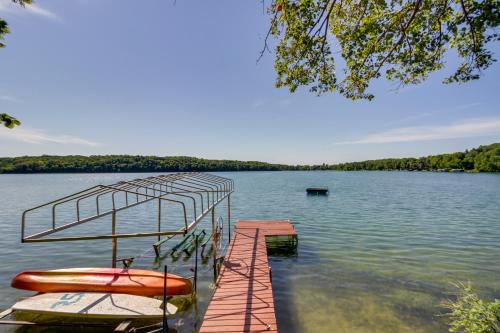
left=0, top=0, right=499, bottom=164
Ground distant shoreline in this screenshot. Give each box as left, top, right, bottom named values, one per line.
left=1, top=143, right=498, bottom=174
left=0, top=169, right=497, bottom=175
left=1, top=171, right=498, bottom=176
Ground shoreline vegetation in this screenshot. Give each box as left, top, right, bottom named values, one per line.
left=0, top=143, right=498, bottom=174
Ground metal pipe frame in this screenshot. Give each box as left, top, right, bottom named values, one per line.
left=161, top=175, right=219, bottom=206
left=160, top=177, right=214, bottom=207
left=21, top=173, right=233, bottom=244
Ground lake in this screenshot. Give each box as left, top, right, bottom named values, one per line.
left=0, top=171, right=499, bottom=332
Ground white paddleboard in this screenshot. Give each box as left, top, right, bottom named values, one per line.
left=12, top=292, right=177, bottom=319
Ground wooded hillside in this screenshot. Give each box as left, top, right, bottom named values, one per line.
left=0, top=143, right=498, bottom=173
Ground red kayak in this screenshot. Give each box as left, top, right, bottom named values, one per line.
left=11, top=268, right=192, bottom=297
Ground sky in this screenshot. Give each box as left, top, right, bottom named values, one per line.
left=0, top=0, right=499, bottom=165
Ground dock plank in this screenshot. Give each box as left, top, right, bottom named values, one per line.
left=199, top=220, right=296, bottom=333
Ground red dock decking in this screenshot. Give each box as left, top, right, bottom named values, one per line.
left=199, top=220, right=297, bottom=333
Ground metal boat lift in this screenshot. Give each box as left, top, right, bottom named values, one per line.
left=3, top=173, right=233, bottom=331
left=21, top=172, right=233, bottom=268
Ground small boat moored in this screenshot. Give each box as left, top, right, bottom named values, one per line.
left=306, top=187, right=329, bottom=195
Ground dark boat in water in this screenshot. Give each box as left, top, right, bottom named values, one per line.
left=306, top=187, right=329, bottom=195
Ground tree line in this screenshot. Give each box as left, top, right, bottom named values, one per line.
left=329, top=143, right=499, bottom=172
left=0, top=143, right=498, bottom=174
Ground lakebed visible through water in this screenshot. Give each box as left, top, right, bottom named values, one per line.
left=0, top=171, right=499, bottom=332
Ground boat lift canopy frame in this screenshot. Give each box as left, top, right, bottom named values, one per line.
left=21, top=172, right=233, bottom=267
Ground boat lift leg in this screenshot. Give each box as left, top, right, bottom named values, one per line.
left=212, top=208, right=217, bottom=282
left=227, top=194, right=231, bottom=244
left=157, top=198, right=161, bottom=243
left=194, top=234, right=199, bottom=293
left=112, top=210, right=117, bottom=268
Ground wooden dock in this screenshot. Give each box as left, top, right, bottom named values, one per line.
left=199, top=220, right=297, bottom=333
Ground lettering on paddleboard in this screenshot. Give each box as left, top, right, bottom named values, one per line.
left=50, top=293, right=85, bottom=309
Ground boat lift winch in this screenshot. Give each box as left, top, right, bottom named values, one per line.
left=1, top=172, right=234, bottom=331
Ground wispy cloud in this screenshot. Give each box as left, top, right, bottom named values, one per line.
left=0, top=127, right=100, bottom=146
left=26, top=3, right=59, bottom=20
left=0, top=95, right=20, bottom=103
left=384, top=102, right=485, bottom=127
left=454, top=102, right=484, bottom=111
left=334, top=117, right=500, bottom=145
left=0, top=0, right=59, bottom=21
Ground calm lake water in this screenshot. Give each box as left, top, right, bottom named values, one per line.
left=0, top=171, right=499, bottom=332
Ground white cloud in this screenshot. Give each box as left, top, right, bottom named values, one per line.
left=334, top=117, right=500, bottom=145
left=0, top=0, right=59, bottom=21
left=0, top=127, right=100, bottom=146
left=26, top=3, right=59, bottom=20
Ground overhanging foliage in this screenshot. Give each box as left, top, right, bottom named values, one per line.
left=264, top=0, right=499, bottom=99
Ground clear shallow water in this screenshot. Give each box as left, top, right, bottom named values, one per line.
left=0, top=171, right=499, bottom=332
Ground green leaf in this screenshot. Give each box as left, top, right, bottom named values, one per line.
left=0, top=113, right=21, bottom=128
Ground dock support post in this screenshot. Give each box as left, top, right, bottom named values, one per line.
left=194, top=234, right=198, bottom=293
left=111, top=210, right=117, bottom=268
left=227, top=194, right=231, bottom=244
left=212, top=208, right=217, bottom=282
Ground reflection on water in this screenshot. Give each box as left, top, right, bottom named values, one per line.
left=1, top=171, right=499, bottom=332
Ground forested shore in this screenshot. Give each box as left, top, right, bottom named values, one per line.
left=329, top=143, right=499, bottom=172
left=0, top=143, right=498, bottom=173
